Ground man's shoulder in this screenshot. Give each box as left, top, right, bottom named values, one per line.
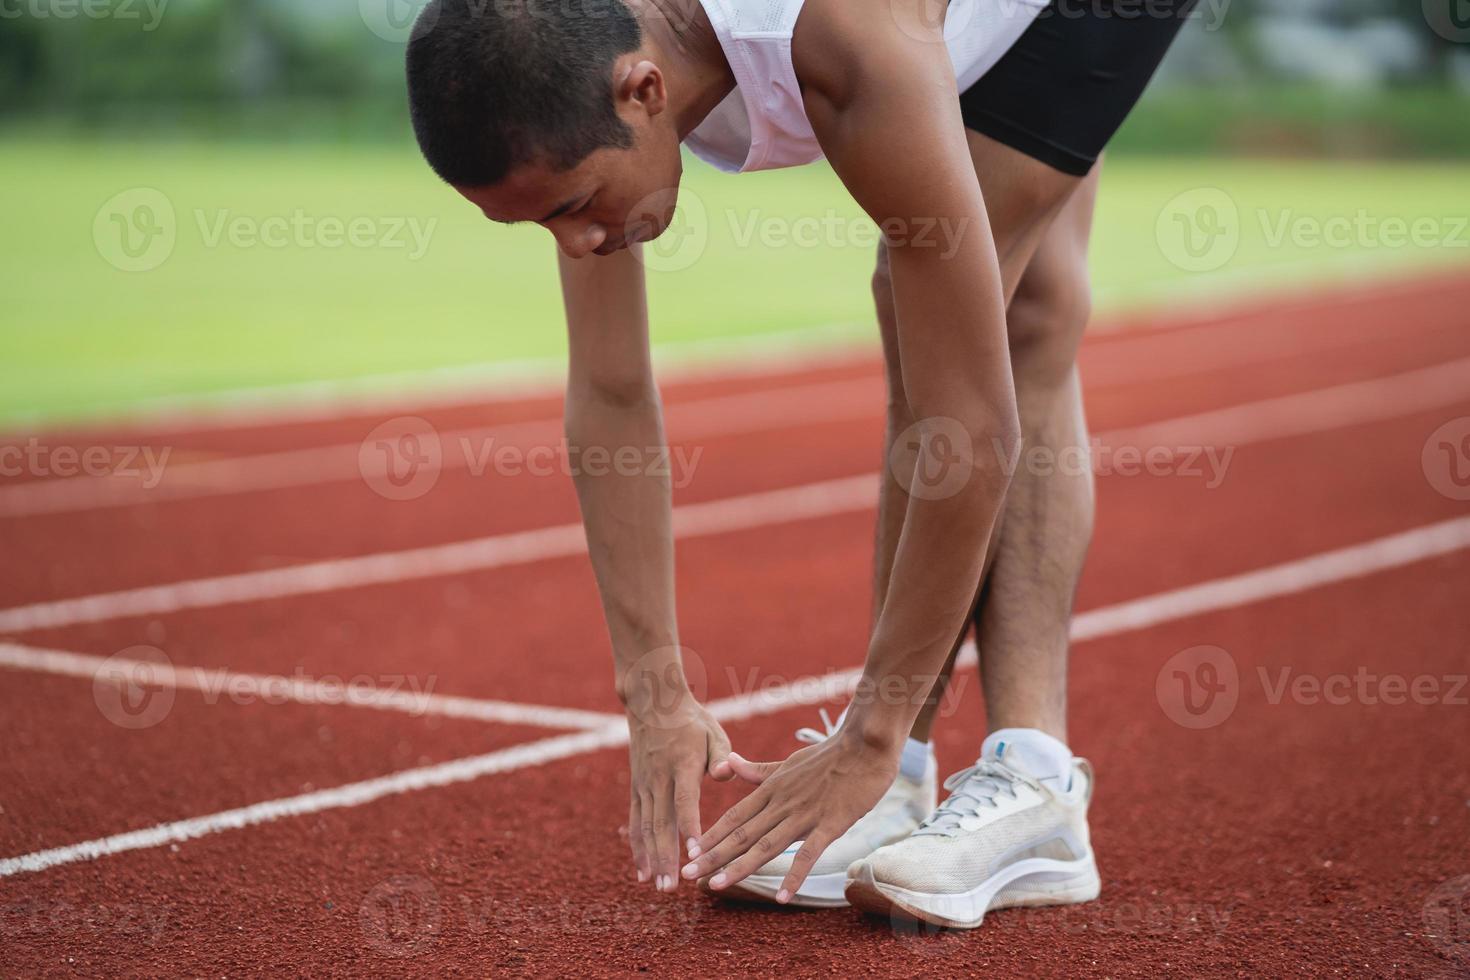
left=792, top=0, right=937, bottom=115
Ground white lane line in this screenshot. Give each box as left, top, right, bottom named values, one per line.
left=5, top=513, right=1467, bottom=879
left=0, top=725, right=632, bottom=878
left=1080, top=271, right=1470, bottom=388
left=0, top=475, right=880, bottom=636
left=0, top=643, right=621, bottom=731
left=0, top=321, right=874, bottom=439
left=6, top=352, right=1468, bottom=637
left=1070, top=515, right=1470, bottom=641
left=11, top=274, right=1468, bottom=521
left=0, top=377, right=883, bottom=519
left=1101, top=357, right=1470, bottom=452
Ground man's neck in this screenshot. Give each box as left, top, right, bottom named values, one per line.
left=634, top=0, right=736, bottom=138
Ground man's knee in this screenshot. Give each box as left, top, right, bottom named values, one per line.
left=871, top=241, right=892, bottom=301
left=1008, top=259, right=1091, bottom=390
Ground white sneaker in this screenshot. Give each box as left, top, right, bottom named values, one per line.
left=845, top=753, right=1099, bottom=928
left=713, top=710, right=937, bottom=908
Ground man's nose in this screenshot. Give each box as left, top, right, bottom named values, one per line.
left=553, top=221, right=607, bottom=260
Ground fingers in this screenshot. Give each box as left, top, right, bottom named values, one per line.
left=652, top=783, right=679, bottom=893
left=775, top=828, right=836, bottom=904
left=687, top=786, right=767, bottom=870
left=707, top=725, right=734, bottom=781
left=673, top=768, right=703, bottom=865
left=682, top=801, right=779, bottom=882
left=638, top=789, right=660, bottom=891
left=705, top=817, right=802, bottom=893
left=628, top=794, right=650, bottom=883
left=726, top=752, right=780, bottom=786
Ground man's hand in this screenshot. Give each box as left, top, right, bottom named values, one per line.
left=623, top=667, right=733, bottom=893
left=679, top=727, right=898, bottom=902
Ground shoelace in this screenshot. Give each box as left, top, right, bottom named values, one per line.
left=793, top=707, right=843, bottom=746
left=913, top=760, right=1040, bottom=837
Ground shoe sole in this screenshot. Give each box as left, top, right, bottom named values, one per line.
left=844, top=854, right=1100, bottom=929
left=703, top=871, right=851, bottom=909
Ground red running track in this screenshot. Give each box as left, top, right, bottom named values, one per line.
left=2, top=270, right=1469, bottom=975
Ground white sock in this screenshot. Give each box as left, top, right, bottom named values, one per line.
left=981, top=728, right=1073, bottom=789
left=899, top=736, right=935, bottom=781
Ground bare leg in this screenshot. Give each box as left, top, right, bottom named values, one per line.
left=973, top=167, right=1100, bottom=742
left=870, top=136, right=1093, bottom=743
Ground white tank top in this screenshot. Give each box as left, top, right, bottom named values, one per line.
left=685, top=0, right=1049, bottom=173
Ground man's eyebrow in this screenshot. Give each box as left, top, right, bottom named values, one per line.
left=484, top=194, right=584, bottom=226
left=535, top=195, right=584, bottom=224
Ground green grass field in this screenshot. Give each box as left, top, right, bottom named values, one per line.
left=2, top=137, right=1467, bottom=428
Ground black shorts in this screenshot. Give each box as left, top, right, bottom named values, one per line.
left=959, top=0, right=1197, bottom=176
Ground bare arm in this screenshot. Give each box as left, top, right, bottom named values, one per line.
left=683, top=0, right=1019, bottom=898
left=559, top=245, right=732, bottom=893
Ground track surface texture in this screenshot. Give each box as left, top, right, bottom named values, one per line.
left=3, top=270, right=1470, bottom=977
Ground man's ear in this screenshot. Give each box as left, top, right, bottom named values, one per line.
left=617, top=59, right=667, bottom=116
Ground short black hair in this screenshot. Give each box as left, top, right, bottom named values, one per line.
left=406, top=0, right=644, bottom=187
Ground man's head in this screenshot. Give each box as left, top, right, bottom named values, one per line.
left=406, top=0, right=685, bottom=258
